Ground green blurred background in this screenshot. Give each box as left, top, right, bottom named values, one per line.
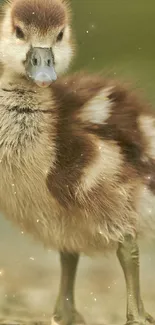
left=71, top=0, right=155, bottom=104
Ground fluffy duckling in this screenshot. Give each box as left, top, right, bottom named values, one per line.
left=0, top=1, right=155, bottom=325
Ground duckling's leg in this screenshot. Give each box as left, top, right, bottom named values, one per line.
left=117, top=235, right=155, bottom=325
left=52, top=252, right=85, bottom=325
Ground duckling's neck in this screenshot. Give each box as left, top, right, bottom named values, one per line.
left=0, top=67, right=56, bottom=166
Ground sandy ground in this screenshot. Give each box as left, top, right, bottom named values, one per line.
left=0, top=215, right=154, bottom=325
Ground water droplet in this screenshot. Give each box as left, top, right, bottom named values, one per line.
left=29, top=256, right=35, bottom=261
left=99, top=146, right=102, bottom=150
left=21, top=231, right=24, bottom=234
left=92, top=57, right=95, bottom=60
left=14, top=191, right=17, bottom=195
left=86, top=30, right=89, bottom=34
left=94, top=297, right=97, bottom=301
left=12, top=183, right=15, bottom=187
left=37, top=219, right=39, bottom=223
left=32, top=12, right=35, bottom=15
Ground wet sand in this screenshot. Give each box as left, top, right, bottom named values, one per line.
left=0, top=215, right=154, bottom=325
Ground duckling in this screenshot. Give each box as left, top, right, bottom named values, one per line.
left=0, top=1, right=155, bottom=325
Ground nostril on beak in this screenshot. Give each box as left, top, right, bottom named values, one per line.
left=47, top=59, right=51, bottom=66
left=32, top=57, right=38, bottom=66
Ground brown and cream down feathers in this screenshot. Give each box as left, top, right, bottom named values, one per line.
left=0, top=73, right=154, bottom=251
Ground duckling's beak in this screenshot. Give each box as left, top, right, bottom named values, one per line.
left=25, top=47, right=57, bottom=88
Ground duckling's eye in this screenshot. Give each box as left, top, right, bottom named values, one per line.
left=56, top=30, right=64, bottom=42
left=15, top=26, right=25, bottom=40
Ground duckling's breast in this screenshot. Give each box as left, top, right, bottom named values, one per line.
left=0, top=87, right=64, bottom=249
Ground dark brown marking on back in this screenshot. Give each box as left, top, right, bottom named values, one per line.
left=47, top=73, right=155, bottom=205
left=84, top=83, right=155, bottom=192
left=46, top=74, right=107, bottom=208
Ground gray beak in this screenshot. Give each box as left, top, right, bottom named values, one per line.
left=25, top=47, right=57, bottom=88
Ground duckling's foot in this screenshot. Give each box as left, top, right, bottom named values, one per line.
left=51, top=308, right=85, bottom=325
left=124, top=312, right=155, bottom=325
left=0, top=321, right=48, bottom=325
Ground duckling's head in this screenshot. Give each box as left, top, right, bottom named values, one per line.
left=0, top=0, right=74, bottom=87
